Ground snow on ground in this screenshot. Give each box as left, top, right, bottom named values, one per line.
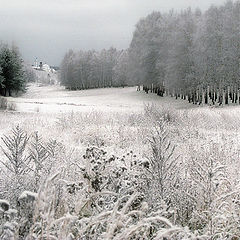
left=2, top=84, right=240, bottom=153
left=6, top=84, right=196, bottom=113
left=1, top=85, right=240, bottom=239
left=2, top=84, right=240, bottom=139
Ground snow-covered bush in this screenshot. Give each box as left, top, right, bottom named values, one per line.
left=0, top=126, right=65, bottom=205
left=25, top=162, right=205, bottom=240
left=187, top=142, right=240, bottom=238
left=0, top=199, right=18, bottom=240
left=18, top=191, right=37, bottom=239
left=0, top=97, right=7, bottom=110
left=0, top=125, right=30, bottom=204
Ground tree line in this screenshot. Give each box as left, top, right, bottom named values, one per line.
left=60, top=48, right=130, bottom=89
left=60, top=0, right=240, bottom=104
left=128, top=0, right=240, bottom=105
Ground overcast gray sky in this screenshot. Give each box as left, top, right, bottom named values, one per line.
left=0, top=0, right=228, bottom=66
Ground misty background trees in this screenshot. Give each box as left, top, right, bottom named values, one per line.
left=1, top=1, right=240, bottom=100
left=60, top=0, right=240, bottom=103
left=128, top=0, right=240, bottom=98
left=60, top=48, right=131, bottom=89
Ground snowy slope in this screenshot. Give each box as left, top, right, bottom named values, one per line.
left=7, top=85, right=195, bottom=113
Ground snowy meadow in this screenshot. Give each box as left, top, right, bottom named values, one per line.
left=0, top=86, right=240, bottom=239
left=1, top=0, right=240, bottom=238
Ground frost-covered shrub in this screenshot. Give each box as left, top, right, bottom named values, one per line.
left=0, top=126, right=30, bottom=204
left=18, top=191, right=37, bottom=239
left=0, top=97, right=7, bottom=110
left=7, top=102, right=17, bottom=111
left=144, top=103, right=177, bottom=123
left=0, top=199, right=18, bottom=240
left=0, top=200, right=9, bottom=212
left=0, top=126, right=65, bottom=206
left=26, top=169, right=205, bottom=240
left=0, top=191, right=37, bottom=240
left=27, top=172, right=72, bottom=240
left=187, top=142, right=240, bottom=238
left=1, top=125, right=29, bottom=177
left=0, top=141, right=208, bottom=239
left=28, top=132, right=64, bottom=191
left=73, top=193, right=195, bottom=240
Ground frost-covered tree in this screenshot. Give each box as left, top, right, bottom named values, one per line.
left=221, top=1, right=240, bottom=86
left=113, top=50, right=129, bottom=87
left=59, top=0, right=240, bottom=96
left=194, top=6, right=224, bottom=88
left=0, top=44, right=25, bottom=96
left=23, top=64, right=37, bottom=83
left=166, top=9, right=197, bottom=92
left=60, top=48, right=123, bottom=90
left=129, top=12, right=163, bottom=87
left=60, top=49, right=77, bottom=90
left=0, top=66, right=4, bottom=89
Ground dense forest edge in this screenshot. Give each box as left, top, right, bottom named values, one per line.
left=60, top=0, right=240, bottom=106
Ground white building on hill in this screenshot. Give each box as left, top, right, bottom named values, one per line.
left=42, top=63, right=51, bottom=73
left=32, top=58, right=55, bottom=73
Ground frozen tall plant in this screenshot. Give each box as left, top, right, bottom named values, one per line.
left=28, top=131, right=49, bottom=190
left=27, top=172, right=77, bottom=240
left=0, top=125, right=30, bottom=202
left=1, top=125, right=29, bottom=176
left=144, top=104, right=180, bottom=210
left=188, top=143, right=233, bottom=238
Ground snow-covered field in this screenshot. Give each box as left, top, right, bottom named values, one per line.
left=6, top=84, right=195, bottom=113
left=1, top=85, right=240, bottom=239
left=2, top=84, right=240, bottom=147
left=1, top=84, right=240, bottom=168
